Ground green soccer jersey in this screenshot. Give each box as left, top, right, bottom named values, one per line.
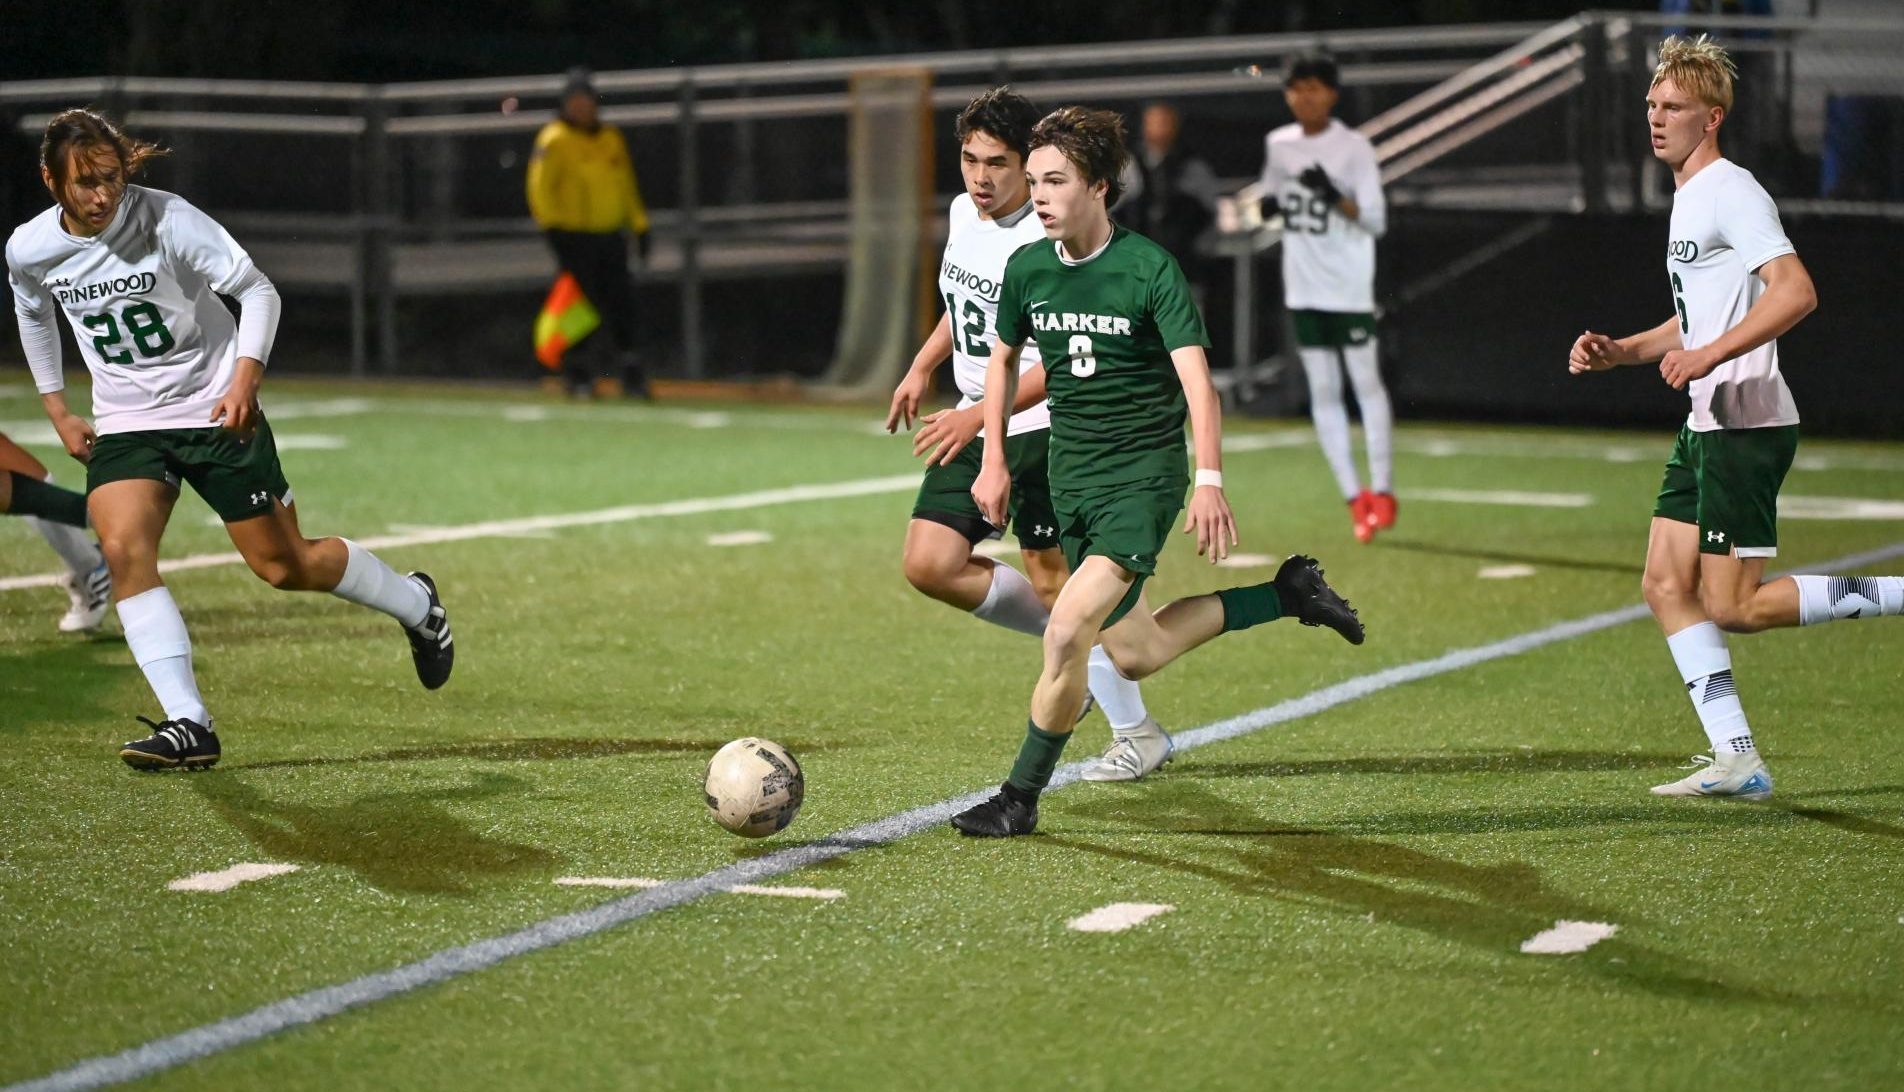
left=994, top=226, right=1211, bottom=491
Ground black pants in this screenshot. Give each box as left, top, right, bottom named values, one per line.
left=546, top=229, right=642, bottom=385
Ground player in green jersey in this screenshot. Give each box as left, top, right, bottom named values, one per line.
left=951, top=107, right=1365, bottom=837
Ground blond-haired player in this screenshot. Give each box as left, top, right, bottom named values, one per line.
left=1569, top=36, right=1902, bottom=800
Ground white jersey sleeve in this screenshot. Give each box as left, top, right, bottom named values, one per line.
left=6, top=234, right=65, bottom=394
left=161, top=199, right=281, bottom=364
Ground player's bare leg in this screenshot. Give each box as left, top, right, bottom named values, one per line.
left=902, top=518, right=997, bottom=610
left=226, top=500, right=452, bottom=689
left=90, top=479, right=217, bottom=768
left=1642, top=518, right=1770, bottom=799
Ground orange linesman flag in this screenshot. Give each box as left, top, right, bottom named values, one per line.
left=534, top=273, right=601, bottom=369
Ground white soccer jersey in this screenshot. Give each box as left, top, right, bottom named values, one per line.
left=7, top=185, right=280, bottom=435
left=1260, top=119, right=1386, bottom=312
left=938, top=193, right=1049, bottom=435
left=1666, top=159, right=1800, bottom=432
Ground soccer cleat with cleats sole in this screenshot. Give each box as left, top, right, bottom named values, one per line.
left=58, top=561, right=112, bottom=633
left=1274, top=554, right=1365, bottom=645
left=951, top=785, right=1039, bottom=837
left=1651, top=752, right=1773, bottom=800
left=405, top=572, right=454, bottom=690
left=1081, top=717, right=1174, bottom=782
left=120, top=716, right=219, bottom=771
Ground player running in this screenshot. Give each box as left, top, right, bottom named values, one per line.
left=1260, top=52, right=1395, bottom=543
left=1568, top=37, right=1901, bottom=800
left=886, top=88, right=1169, bottom=782
left=951, top=107, right=1364, bottom=837
left=6, top=109, right=455, bottom=770
left=1, top=431, right=111, bottom=631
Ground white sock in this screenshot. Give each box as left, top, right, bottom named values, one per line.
left=1793, top=574, right=1904, bottom=625
left=1087, top=644, right=1150, bottom=732
left=1342, top=340, right=1393, bottom=494
left=117, top=586, right=211, bottom=727
left=330, top=539, right=429, bottom=628
left=970, top=559, right=1050, bottom=638
left=26, top=514, right=102, bottom=576
left=1665, top=622, right=1753, bottom=755
left=1299, top=347, right=1361, bottom=500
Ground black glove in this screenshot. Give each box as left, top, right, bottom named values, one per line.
left=635, top=231, right=652, bottom=265
left=1297, top=164, right=1343, bottom=205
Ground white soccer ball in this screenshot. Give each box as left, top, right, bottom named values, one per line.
left=703, top=737, right=804, bottom=838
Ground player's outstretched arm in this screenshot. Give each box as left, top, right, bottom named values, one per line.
left=972, top=337, right=1022, bottom=528
left=1660, top=254, right=1817, bottom=390
left=1171, top=345, right=1236, bottom=562
left=885, top=313, right=954, bottom=433
left=1569, top=316, right=1679, bottom=375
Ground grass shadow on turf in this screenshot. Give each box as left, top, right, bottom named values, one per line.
left=237, top=736, right=839, bottom=770
left=0, top=640, right=139, bottom=728
left=1174, top=750, right=1686, bottom=780
left=1049, top=785, right=1780, bottom=1004
left=189, top=771, right=560, bottom=895
left=1374, top=538, right=1646, bottom=575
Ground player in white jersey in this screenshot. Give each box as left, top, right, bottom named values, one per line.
left=6, top=110, right=455, bottom=770
left=0, top=431, right=111, bottom=631
left=1260, top=53, right=1396, bottom=544
left=1568, top=38, right=1902, bottom=800
left=884, top=88, right=1168, bottom=781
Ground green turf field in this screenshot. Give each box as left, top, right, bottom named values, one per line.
left=4, top=376, right=1902, bottom=1090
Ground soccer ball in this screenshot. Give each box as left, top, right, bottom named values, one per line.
left=703, top=737, right=804, bottom=838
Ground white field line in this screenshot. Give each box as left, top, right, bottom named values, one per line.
left=705, top=530, right=774, bottom=547
left=15, top=537, right=1901, bottom=1092
left=553, top=876, right=843, bottom=900
left=1782, top=496, right=1904, bottom=521
left=167, top=863, right=300, bottom=893
left=1520, top=920, right=1619, bottom=955
left=1214, top=553, right=1278, bottom=569
left=1067, top=903, right=1175, bottom=933
left=1478, top=564, right=1538, bottom=579
left=1405, top=488, right=1593, bottom=508
left=0, top=474, right=919, bottom=593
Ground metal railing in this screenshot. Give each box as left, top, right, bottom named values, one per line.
left=4, top=11, right=1900, bottom=380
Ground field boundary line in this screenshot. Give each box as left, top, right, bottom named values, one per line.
left=9, top=539, right=1904, bottom=1091
left=0, top=474, right=920, bottom=593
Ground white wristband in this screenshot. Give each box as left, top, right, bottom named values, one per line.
left=1195, top=469, right=1224, bottom=489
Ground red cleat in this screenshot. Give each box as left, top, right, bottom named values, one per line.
left=1350, top=491, right=1376, bottom=543
left=1370, top=491, right=1398, bottom=530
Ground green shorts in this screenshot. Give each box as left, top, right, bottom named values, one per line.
left=1653, top=423, right=1798, bottom=558
left=1290, top=309, right=1376, bottom=350
left=1053, top=475, right=1186, bottom=628
left=912, top=428, right=1060, bottom=551
left=87, top=415, right=292, bottom=523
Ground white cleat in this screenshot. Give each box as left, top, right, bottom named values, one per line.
left=57, top=561, right=112, bottom=633
left=1080, top=717, right=1174, bottom=782
left=1651, top=752, right=1774, bottom=801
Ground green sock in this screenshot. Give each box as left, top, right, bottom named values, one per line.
left=1005, top=720, right=1071, bottom=798
left=1216, top=582, right=1284, bottom=632
left=5, top=472, right=89, bottom=528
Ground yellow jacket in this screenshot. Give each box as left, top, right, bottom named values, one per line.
left=525, top=120, right=650, bottom=235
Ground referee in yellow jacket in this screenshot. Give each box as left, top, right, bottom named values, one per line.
left=527, top=67, right=652, bottom=399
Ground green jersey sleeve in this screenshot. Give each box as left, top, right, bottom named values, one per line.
left=1148, top=254, right=1210, bottom=352
left=994, top=254, right=1030, bottom=349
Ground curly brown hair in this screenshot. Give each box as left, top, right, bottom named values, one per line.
left=955, top=86, right=1043, bottom=160
left=40, top=108, right=168, bottom=188
left=1029, top=106, right=1129, bottom=206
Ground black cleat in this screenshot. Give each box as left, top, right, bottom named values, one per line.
left=1274, top=554, right=1365, bottom=645
left=120, top=716, right=220, bottom=771
left=405, top=572, right=454, bottom=690
left=951, top=785, right=1039, bottom=837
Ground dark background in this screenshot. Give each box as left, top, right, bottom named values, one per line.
left=3, top=1, right=1633, bottom=81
